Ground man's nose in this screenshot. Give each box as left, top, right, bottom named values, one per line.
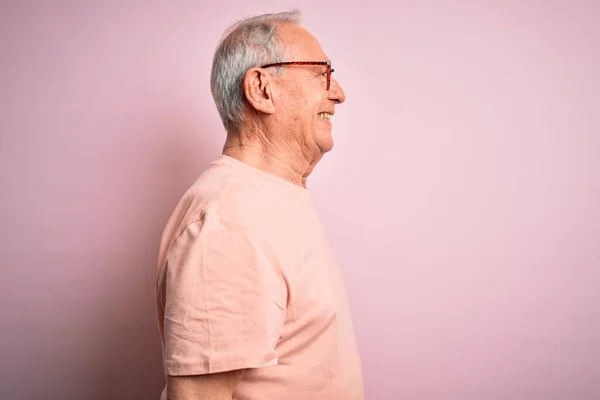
left=328, top=77, right=346, bottom=104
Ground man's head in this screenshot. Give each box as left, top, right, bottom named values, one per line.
left=210, top=10, right=345, bottom=162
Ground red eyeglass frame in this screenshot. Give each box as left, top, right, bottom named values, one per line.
left=260, top=61, right=334, bottom=90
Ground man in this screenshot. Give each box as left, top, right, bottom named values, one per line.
left=155, top=10, right=364, bottom=400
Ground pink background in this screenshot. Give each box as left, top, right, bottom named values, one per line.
left=1, top=1, right=599, bottom=399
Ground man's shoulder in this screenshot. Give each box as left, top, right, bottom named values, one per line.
left=157, top=163, right=263, bottom=267
left=167, top=163, right=262, bottom=235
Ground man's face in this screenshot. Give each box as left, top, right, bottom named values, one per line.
left=273, top=24, right=346, bottom=158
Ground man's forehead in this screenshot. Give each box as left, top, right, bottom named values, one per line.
left=277, top=23, right=328, bottom=61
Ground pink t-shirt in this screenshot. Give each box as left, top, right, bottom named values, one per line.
left=155, top=155, right=364, bottom=400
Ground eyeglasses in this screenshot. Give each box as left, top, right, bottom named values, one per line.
left=260, top=61, right=334, bottom=90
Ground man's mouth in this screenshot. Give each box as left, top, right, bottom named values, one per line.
left=318, top=112, right=333, bottom=120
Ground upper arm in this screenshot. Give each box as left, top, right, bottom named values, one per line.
left=161, top=212, right=287, bottom=377
left=166, top=370, right=244, bottom=400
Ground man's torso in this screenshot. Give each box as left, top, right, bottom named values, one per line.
left=156, top=155, right=364, bottom=399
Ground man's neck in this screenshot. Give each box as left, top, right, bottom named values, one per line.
left=222, top=132, right=318, bottom=189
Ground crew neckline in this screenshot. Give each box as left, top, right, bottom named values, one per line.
left=214, top=154, right=311, bottom=196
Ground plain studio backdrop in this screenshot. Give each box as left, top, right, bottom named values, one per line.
left=1, top=1, right=599, bottom=399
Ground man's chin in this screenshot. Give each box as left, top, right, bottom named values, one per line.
left=313, top=128, right=334, bottom=154
left=318, top=139, right=334, bottom=154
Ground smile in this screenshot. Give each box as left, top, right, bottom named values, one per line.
left=318, top=112, right=332, bottom=120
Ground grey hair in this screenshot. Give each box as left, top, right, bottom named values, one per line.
left=210, top=10, right=302, bottom=132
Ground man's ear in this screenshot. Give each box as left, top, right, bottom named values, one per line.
left=242, top=68, right=276, bottom=115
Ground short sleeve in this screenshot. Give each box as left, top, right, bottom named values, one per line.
left=161, top=210, right=287, bottom=376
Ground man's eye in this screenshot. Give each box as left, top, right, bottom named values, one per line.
left=322, top=68, right=334, bottom=77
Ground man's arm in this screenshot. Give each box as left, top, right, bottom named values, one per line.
left=166, top=369, right=245, bottom=400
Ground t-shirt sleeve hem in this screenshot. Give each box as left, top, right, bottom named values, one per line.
left=164, top=354, right=278, bottom=376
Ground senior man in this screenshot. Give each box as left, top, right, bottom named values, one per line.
left=155, top=10, right=364, bottom=400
